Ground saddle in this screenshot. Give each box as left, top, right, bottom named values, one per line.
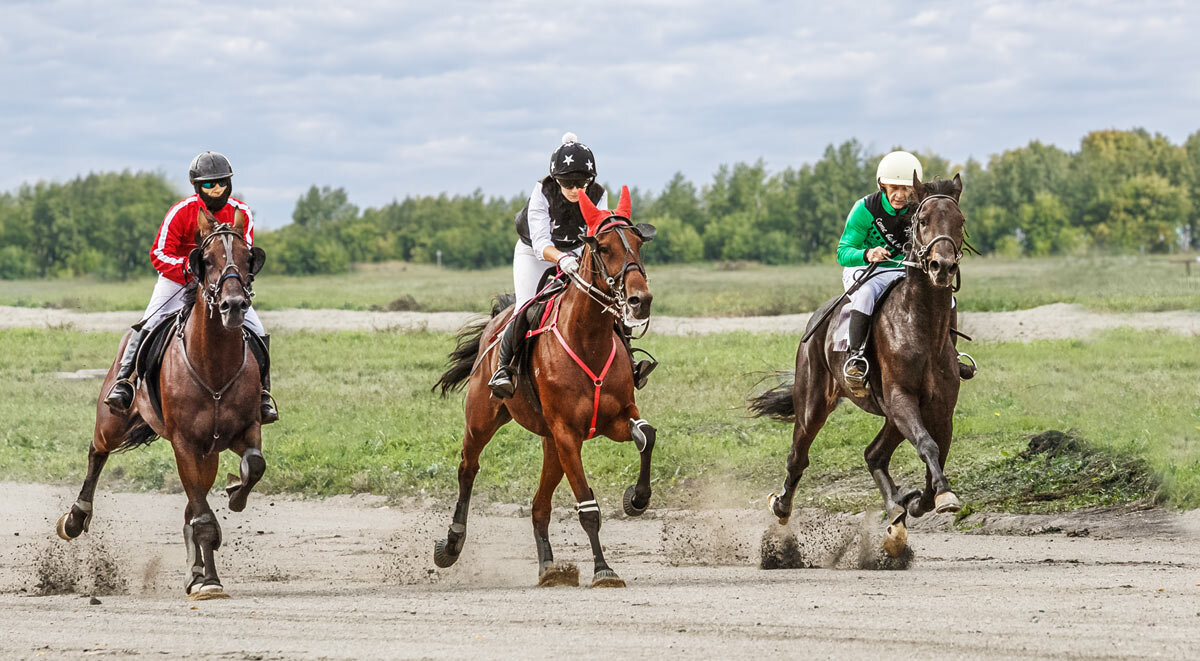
left=819, top=276, right=906, bottom=353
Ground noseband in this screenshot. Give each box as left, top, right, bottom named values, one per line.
left=199, top=226, right=255, bottom=315
left=901, top=194, right=965, bottom=289
left=569, top=218, right=650, bottom=329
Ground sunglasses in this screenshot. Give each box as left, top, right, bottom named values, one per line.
left=200, top=181, right=227, bottom=190
left=556, top=178, right=592, bottom=191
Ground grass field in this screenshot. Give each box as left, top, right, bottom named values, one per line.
left=1, top=327, right=1196, bottom=512
left=3, top=255, right=1198, bottom=316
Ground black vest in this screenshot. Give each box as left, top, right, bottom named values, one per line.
left=863, top=191, right=912, bottom=253
left=515, top=178, right=606, bottom=252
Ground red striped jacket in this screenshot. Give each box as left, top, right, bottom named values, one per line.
left=150, top=195, right=254, bottom=284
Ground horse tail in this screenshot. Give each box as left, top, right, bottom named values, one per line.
left=748, top=380, right=796, bottom=422
left=113, top=417, right=160, bottom=453
left=433, top=293, right=515, bottom=396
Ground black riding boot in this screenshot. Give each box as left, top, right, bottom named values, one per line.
left=488, top=307, right=529, bottom=399
left=619, top=326, right=657, bottom=390
left=104, top=328, right=148, bottom=414
left=950, top=306, right=977, bottom=381
left=259, top=334, right=279, bottom=424
left=843, top=311, right=871, bottom=397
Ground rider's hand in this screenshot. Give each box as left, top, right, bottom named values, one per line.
left=558, top=254, right=580, bottom=274
left=865, top=247, right=891, bottom=263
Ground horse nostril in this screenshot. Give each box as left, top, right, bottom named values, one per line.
left=219, top=301, right=230, bottom=313
left=627, top=296, right=640, bottom=308
left=929, top=259, right=941, bottom=273
left=240, top=298, right=250, bottom=310
left=948, top=262, right=958, bottom=274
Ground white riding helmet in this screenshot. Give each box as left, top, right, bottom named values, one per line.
left=876, top=151, right=923, bottom=187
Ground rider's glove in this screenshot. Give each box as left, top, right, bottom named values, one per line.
left=558, top=254, right=580, bottom=274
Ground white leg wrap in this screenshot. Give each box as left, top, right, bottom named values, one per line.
left=575, top=499, right=600, bottom=513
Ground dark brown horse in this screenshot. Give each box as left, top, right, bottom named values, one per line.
left=433, top=186, right=657, bottom=588
left=750, top=174, right=967, bottom=557
left=56, top=209, right=268, bottom=600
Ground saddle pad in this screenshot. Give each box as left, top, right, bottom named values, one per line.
left=831, top=276, right=907, bottom=352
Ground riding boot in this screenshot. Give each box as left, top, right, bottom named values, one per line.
left=843, top=311, right=871, bottom=397
left=104, top=328, right=148, bottom=414
left=618, top=325, right=657, bottom=390
left=488, top=307, right=529, bottom=399
left=950, top=306, right=977, bottom=381
left=258, top=335, right=279, bottom=424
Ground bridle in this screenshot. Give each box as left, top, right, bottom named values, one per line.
left=899, top=194, right=967, bottom=290
left=567, top=218, right=651, bottom=333
left=198, top=225, right=255, bottom=317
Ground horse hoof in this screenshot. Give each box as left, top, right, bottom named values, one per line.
left=433, top=538, right=461, bottom=569
left=537, top=563, right=579, bottom=588
left=187, top=584, right=230, bottom=601
left=768, top=493, right=789, bottom=525
left=882, top=521, right=908, bottom=558
left=935, top=492, right=961, bottom=514
left=55, top=512, right=75, bottom=541
left=622, top=485, right=648, bottom=517
left=590, top=569, right=626, bottom=589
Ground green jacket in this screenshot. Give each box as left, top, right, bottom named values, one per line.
left=836, top=193, right=908, bottom=268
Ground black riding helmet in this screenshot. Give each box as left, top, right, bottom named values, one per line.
left=549, top=132, right=596, bottom=181
left=189, top=151, right=234, bottom=184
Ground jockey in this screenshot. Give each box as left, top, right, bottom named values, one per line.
left=837, top=150, right=975, bottom=395
left=103, top=151, right=278, bottom=424
left=488, top=133, right=655, bottom=399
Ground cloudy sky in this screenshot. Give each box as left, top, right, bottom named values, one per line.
left=3, top=1, right=1198, bottom=227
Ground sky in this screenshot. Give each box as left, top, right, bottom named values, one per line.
left=3, top=0, right=1199, bottom=228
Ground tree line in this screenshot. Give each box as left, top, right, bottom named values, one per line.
left=2, top=128, right=1198, bottom=279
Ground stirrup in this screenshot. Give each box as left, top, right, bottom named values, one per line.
left=488, top=368, right=515, bottom=399
left=104, top=378, right=135, bottom=413
left=631, top=347, right=658, bottom=390
left=260, top=390, right=279, bottom=424
left=957, top=352, right=977, bottom=381
left=843, top=354, right=870, bottom=396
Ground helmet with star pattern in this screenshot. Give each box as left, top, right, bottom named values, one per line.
left=549, top=132, right=596, bottom=179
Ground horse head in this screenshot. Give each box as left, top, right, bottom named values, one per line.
left=189, top=209, right=266, bottom=331
left=577, top=186, right=656, bottom=325
left=909, top=172, right=965, bottom=289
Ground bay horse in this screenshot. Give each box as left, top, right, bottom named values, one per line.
left=433, top=186, right=657, bottom=588
left=750, top=174, right=967, bottom=557
left=56, top=209, right=269, bottom=600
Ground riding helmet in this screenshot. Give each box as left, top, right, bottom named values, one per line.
left=875, top=151, right=923, bottom=187
left=189, top=151, right=234, bottom=184
left=549, top=133, right=596, bottom=179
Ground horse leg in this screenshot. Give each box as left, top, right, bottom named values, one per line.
left=176, top=445, right=226, bottom=600
left=889, top=396, right=959, bottom=515
left=56, top=442, right=110, bottom=540
left=532, top=436, right=575, bottom=586
left=914, top=414, right=957, bottom=516
left=865, top=421, right=919, bottom=557
left=434, top=409, right=509, bottom=569
left=770, top=382, right=836, bottom=525
left=611, top=404, right=655, bottom=516
left=225, top=429, right=265, bottom=513
left=555, top=435, right=623, bottom=588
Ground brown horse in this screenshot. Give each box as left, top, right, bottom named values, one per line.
left=750, top=174, right=967, bottom=557
left=56, top=209, right=268, bottom=600
left=432, top=186, right=657, bottom=588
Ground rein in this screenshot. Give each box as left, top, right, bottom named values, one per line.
left=566, top=218, right=650, bottom=335
left=899, top=194, right=966, bottom=291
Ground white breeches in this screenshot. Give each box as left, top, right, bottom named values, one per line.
left=841, top=267, right=905, bottom=316
left=139, top=275, right=265, bottom=336
left=512, top=241, right=581, bottom=309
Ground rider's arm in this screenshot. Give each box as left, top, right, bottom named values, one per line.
left=229, top=198, right=255, bottom=246
left=528, top=185, right=559, bottom=262
left=836, top=198, right=872, bottom=267
left=149, top=198, right=193, bottom=284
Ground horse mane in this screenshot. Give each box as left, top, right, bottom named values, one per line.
left=923, top=177, right=959, bottom=197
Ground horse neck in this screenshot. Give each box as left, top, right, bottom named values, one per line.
left=896, top=269, right=955, bottom=342
left=557, top=267, right=615, bottom=348
left=183, top=296, right=246, bottom=386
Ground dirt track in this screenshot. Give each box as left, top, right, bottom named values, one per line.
left=2, top=483, right=1198, bottom=659
left=3, top=302, right=1199, bottom=340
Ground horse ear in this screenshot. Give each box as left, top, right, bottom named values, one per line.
left=232, top=208, right=246, bottom=235
left=577, top=190, right=610, bottom=236
left=949, top=172, right=963, bottom=201
left=615, top=185, right=631, bottom=219
left=634, top=223, right=657, bottom=242
left=911, top=170, right=926, bottom=200
left=188, top=248, right=204, bottom=281
left=196, top=208, right=214, bottom=240
left=248, top=246, right=266, bottom=276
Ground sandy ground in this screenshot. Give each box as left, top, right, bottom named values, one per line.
left=2, top=302, right=1199, bottom=340
left=1, top=482, right=1198, bottom=659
